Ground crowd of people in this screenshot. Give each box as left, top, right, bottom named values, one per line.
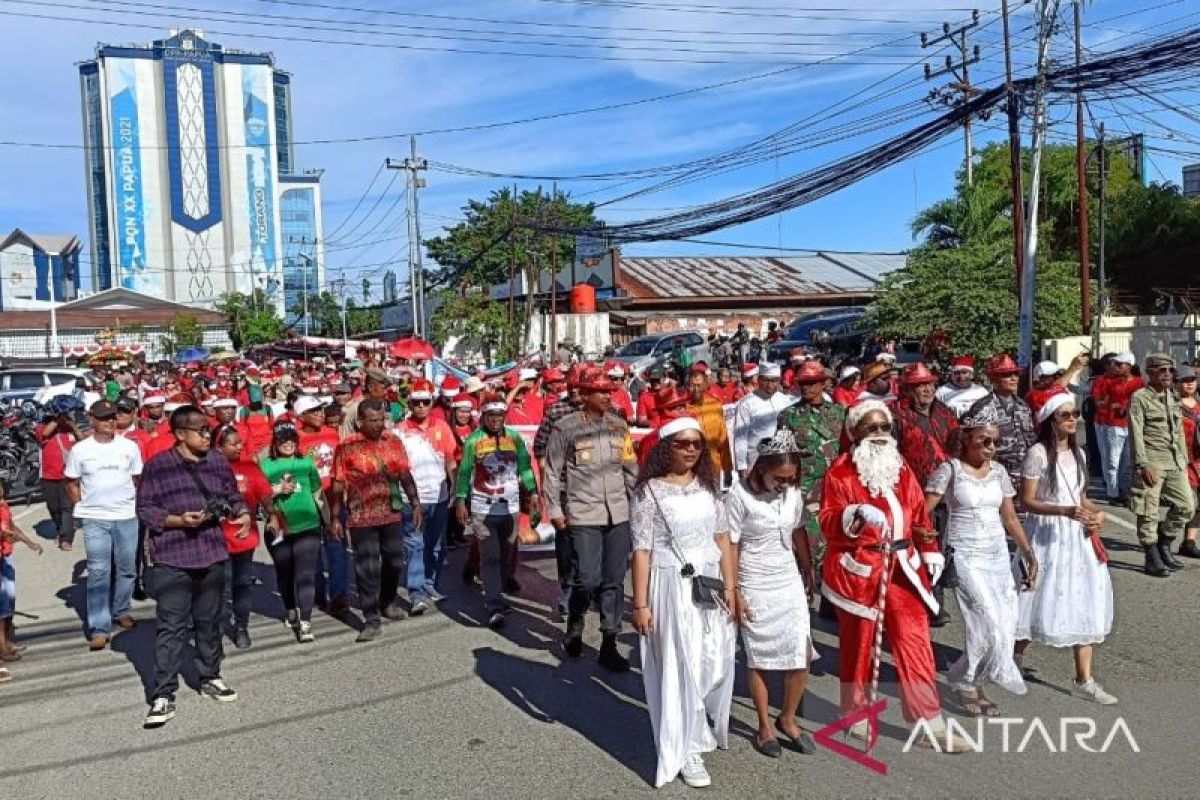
left=1, top=340, right=1196, bottom=789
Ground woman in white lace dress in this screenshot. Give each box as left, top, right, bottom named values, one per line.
left=1015, top=394, right=1117, bottom=705
left=726, top=429, right=817, bottom=758
left=630, top=417, right=738, bottom=790
left=923, top=406, right=1037, bottom=716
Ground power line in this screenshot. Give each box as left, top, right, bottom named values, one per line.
left=322, top=160, right=385, bottom=241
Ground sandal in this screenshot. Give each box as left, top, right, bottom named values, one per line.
left=754, top=733, right=783, bottom=758
left=976, top=690, right=1000, bottom=717
left=0, top=667, right=11, bottom=684
left=58, top=540, right=72, bottom=552
left=956, top=688, right=986, bottom=717
left=0, top=651, right=21, bottom=663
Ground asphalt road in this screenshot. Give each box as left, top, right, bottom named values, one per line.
left=3, top=498, right=1198, bottom=800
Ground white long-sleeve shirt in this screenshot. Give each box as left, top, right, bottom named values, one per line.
left=935, top=382, right=989, bottom=419
left=732, top=390, right=796, bottom=471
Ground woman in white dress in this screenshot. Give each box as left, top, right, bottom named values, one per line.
left=726, top=429, right=817, bottom=758
left=1015, top=394, right=1117, bottom=705
left=923, top=405, right=1037, bottom=716
left=630, top=417, right=738, bottom=790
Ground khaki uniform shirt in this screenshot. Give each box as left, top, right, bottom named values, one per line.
left=543, top=410, right=638, bottom=526
left=1130, top=386, right=1188, bottom=471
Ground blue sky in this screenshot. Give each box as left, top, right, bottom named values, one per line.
left=2, top=0, right=1198, bottom=300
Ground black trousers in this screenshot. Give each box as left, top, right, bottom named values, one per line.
left=350, top=523, right=405, bottom=625
left=41, top=479, right=75, bottom=543
left=150, top=562, right=224, bottom=702
left=567, top=522, right=631, bottom=637
left=268, top=529, right=322, bottom=622
left=554, top=521, right=576, bottom=593
left=226, top=551, right=255, bottom=627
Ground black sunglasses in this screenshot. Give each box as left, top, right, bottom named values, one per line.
left=1055, top=409, right=1082, bottom=420
left=670, top=438, right=703, bottom=451
left=409, top=399, right=432, bottom=407
left=859, top=421, right=892, bottom=435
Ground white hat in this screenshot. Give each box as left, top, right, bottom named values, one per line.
left=876, top=352, right=897, bottom=363
left=1114, top=351, right=1136, bottom=365
left=518, top=367, right=538, bottom=382
left=163, top=402, right=182, bottom=413
left=294, top=396, right=324, bottom=416
left=838, top=366, right=861, bottom=381
left=212, top=398, right=239, bottom=409
left=760, top=363, right=782, bottom=379
left=658, top=417, right=701, bottom=439
left=143, top=394, right=166, bottom=405
left=1036, top=393, right=1075, bottom=425
left=1033, top=360, right=1063, bottom=379
left=464, top=376, right=486, bottom=394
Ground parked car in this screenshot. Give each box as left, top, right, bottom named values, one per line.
left=0, top=368, right=94, bottom=404
left=614, top=331, right=711, bottom=375
left=767, top=307, right=869, bottom=363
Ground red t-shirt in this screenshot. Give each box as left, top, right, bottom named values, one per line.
left=611, top=388, right=635, bottom=422
left=1, top=502, right=13, bottom=557
left=120, top=426, right=153, bottom=462
left=832, top=386, right=859, bottom=407
left=332, top=434, right=411, bottom=528
left=636, top=391, right=659, bottom=427
left=505, top=394, right=544, bottom=427
left=239, top=408, right=275, bottom=458
left=299, top=426, right=342, bottom=490
left=145, top=430, right=177, bottom=462
left=223, top=460, right=271, bottom=554
left=36, top=425, right=75, bottom=480
left=1093, top=375, right=1143, bottom=428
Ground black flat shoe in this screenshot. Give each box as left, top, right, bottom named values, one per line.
left=754, top=734, right=783, bottom=758
left=775, top=719, right=817, bottom=754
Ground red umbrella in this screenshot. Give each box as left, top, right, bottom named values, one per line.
left=389, top=336, right=435, bottom=361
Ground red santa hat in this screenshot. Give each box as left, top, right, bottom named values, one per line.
left=604, top=360, right=626, bottom=378
left=212, top=396, right=239, bottom=409
left=451, top=395, right=476, bottom=411
left=740, top=363, right=759, bottom=380
left=950, top=356, right=975, bottom=371
left=440, top=376, right=461, bottom=398
left=409, top=379, right=435, bottom=401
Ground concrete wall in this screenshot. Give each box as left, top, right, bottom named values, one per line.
left=1042, top=314, right=1200, bottom=368
left=0, top=326, right=231, bottom=361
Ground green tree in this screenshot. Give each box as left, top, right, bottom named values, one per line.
left=216, top=290, right=284, bottom=350
left=425, top=187, right=598, bottom=358
left=428, top=288, right=519, bottom=363
left=1106, top=182, right=1200, bottom=308
left=161, top=314, right=204, bottom=357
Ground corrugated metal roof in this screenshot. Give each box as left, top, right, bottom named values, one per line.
left=618, top=253, right=904, bottom=300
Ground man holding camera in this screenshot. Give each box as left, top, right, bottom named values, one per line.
left=137, top=405, right=250, bottom=729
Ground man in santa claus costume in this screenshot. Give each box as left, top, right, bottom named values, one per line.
left=819, top=399, right=967, bottom=752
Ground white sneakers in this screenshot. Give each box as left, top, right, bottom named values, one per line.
left=679, top=754, right=711, bottom=788
left=1072, top=678, right=1119, bottom=705
left=297, top=621, right=315, bottom=644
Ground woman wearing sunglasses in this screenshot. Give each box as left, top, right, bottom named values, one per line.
left=923, top=406, right=1037, bottom=717
left=1014, top=394, right=1117, bottom=705
left=629, top=418, right=736, bottom=789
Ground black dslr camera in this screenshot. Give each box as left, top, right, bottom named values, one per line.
left=202, top=495, right=234, bottom=522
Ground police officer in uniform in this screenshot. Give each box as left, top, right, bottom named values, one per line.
left=543, top=367, right=639, bottom=671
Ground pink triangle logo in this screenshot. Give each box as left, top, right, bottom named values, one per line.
left=812, top=699, right=889, bottom=775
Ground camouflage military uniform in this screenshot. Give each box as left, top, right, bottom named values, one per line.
left=777, top=400, right=846, bottom=559
left=966, top=392, right=1036, bottom=505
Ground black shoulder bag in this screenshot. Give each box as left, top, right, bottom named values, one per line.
left=647, top=485, right=727, bottom=612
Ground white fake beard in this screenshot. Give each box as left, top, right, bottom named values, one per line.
left=852, top=435, right=902, bottom=498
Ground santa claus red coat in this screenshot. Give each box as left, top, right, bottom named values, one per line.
left=819, top=451, right=945, bottom=725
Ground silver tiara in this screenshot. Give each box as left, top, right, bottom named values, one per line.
left=757, top=428, right=800, bottom=456
left=960, top=404, right=1001, bottom=429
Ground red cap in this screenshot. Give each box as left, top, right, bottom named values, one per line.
left=656, top=386, right=689, bottom=411
left=792, top=360, right=827, bottom=385
left=900, top=362, right=937, bottom=386
left=576, top=366, right=616, bottom=393
left=541, top=367, right=565, bottom=383
left=689, top=362, right=709, bottom=375
left=985, top=354, right=1020, bottom=376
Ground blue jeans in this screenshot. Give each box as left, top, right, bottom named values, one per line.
left=1096, top=424, right=1131, bottom=499
left=81, top=517, right=138, bottom=636
left=405, top=500, right=450, bottom=603
left=0, top=559, right=15, bottom=619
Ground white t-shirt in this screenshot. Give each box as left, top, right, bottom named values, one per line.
left=64, top=435, right=144, bottom=520
left=394, top=428, right=449, bottom=504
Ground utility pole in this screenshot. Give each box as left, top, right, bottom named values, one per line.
left=1074, top=0, right=1092, bottom=335
left=508, top=183, right=518, bottom=354
left=386, top=139, right=428, bottom=337
left=330, top=271, right=348, bottom=354
left=1097, top=122, right=1108, bottom=324
left=922, top=10, right=982, bottom=186
left=550, top=181, right=559, bottom=357
left=1018, top=0, right=1061, bottom=376
left=299, top=250, right=312, bottom=360
left=1001, top=0, right=1026, bottom=292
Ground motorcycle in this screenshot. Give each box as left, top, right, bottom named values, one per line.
left=0, top=399, right=44, bottom=498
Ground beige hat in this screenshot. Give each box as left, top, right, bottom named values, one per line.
left=463, top=376, right=486, bottom=394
